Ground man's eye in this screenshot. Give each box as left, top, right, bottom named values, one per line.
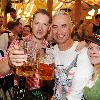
left=52, top=27, right=57, bottom=29
left=34, top=22, right=39, bottom=24
left=43, top=23, right=48, bottom=26
left=52, top=26, right=57, bottom=29
left=88, top=46, right=92, bottom=50
left=62, top=24, right=67, bottom=28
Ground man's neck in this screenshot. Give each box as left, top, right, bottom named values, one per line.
left=32, top=35, right=44, bottom=43
left=32, top=35, right=45, bottom=49
left=58, top=39, right=74, bottom=51
left=14, top=16, right=17, bottom=21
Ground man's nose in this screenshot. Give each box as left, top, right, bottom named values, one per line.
left=38, top=24, right=42, bottom=30
left=57, top=27, right=63, bottom=33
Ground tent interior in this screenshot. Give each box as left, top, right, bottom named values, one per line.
left=0, top=0, right=100, bottom=26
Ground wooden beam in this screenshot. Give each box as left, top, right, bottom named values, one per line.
left=47, top=0, right=53, bottom=18
left=1, top=0, right=7, bottom=27
left=73, top=0, right=81, bottom=28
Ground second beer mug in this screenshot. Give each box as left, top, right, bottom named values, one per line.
left=37, top=48, right=55, bottom=80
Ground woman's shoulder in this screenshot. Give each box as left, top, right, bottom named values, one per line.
left=84, top=76, right=100, bottom=92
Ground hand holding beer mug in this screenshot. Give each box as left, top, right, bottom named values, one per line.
left=38, top=48, right=55, bottom=80
left=10, top=40, right=36, bottom=77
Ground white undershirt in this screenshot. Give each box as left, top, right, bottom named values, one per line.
left=53, top=41, right=93, bottom=100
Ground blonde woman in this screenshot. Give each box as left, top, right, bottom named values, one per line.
left=83, top=29, right=100, bottom=100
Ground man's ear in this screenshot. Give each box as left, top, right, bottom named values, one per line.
left=68, top=26, right=73, bottom=34
left=71, top=23, right=74, bottom=33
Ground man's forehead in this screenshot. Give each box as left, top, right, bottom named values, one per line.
left=52, top=15, right=69, bottom=24
left=33, top=13, right=49, bottom=24
left=34, top=13, right=49, bottom=19
left=10, top=12, right=15, bottom=14
left=53, top=14, right=70, bottom=20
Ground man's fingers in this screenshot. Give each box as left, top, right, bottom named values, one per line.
left=9, top=53, right=27, bottom=66
left=10, top=58, right=27, bottom=62
left=12, top=62, right=24, bottom=66
left=10, top=54, right=27, bottom=60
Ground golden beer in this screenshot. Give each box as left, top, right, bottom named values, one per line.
left=38, top=63, right=54, bottom=80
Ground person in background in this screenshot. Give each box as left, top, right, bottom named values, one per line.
left=0, top=16, right=5, bottom=34
left=7, top=20, right=23, bottom=41
left=0, top=16, right=8, bottom=53
left=15, top=18, right=23, bottom=39
left=9, top=8, right=17, bottom=21
left=9, top=8, right=25, bottom=27
left=0, top=20, right=23, bottom=52
left=71, top=20, right=81, bottom=41
left=51, top=11, right=93, bottom=100
left=77, top=20, right=92, bottom=40
left=87, top=14, right=100, bottom=37
left=22, top=25, right=32, bottom=37
left=83, top=29, right=100, bottom=100
left=92, top=14, right=100, bottom=33
left=0, top=20, right=23, bottom=100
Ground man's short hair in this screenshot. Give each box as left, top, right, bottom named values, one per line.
left=10, top=8, right=16, bottom=13
left=33, top=9, right=51, bottom=23
left=53, top=11, right=72, bottom=25
left=24, top=25, right=32, bottom=32
left=7, top=21, right=19, bottom=30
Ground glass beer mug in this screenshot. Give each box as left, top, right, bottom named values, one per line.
left=16, top=40, right=36, bottom=77
left=38, top=48, right=55, bottom=80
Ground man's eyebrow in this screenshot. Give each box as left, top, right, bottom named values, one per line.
left=62, top=24, right=67, bottom=26
left=52, top=24, right=67, bottom=27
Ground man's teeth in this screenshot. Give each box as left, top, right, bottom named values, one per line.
left=58, top=35, right=64, bottom=38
